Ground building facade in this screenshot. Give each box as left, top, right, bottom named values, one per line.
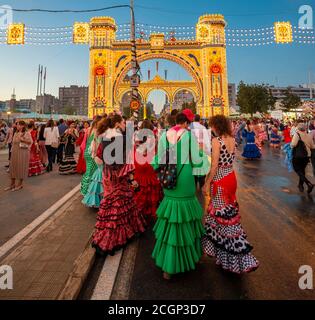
left=59, top=85, right=89, bottom=115
left=269, top=85, right=315, bottom=101
left=36, top=95, right=60, bottom=114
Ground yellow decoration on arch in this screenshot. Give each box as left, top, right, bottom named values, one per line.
left=274, top=21, right=293, bottom=43
left=73, top=22, right=90, bottom=44
left=88, top=15, right=230, bottom=118
left=7, top=23, right=25, bottom=45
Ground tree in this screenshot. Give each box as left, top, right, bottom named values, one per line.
left=62, top=105, right=76, bottom=115
left=281, top=88, right=302, bottom=117
left=237, top=82, right=276, bottom=116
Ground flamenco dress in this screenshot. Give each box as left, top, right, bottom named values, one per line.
left=76, top=129, right=87, bottom=174
left=80, top=132, right=97, bottom=196
left=134, top=135, right=163, bottom=220
left=59, top=135, right=77, bottom=175
left=242, top=130, right=261, bottom=159
left=151, top=129, right=205, bottom=275
left=28, top=130, right=45, bottom=177
left=82, top=136, right=104, bottom=208
left=202, top=137, right=259, bottom=274
left=92, top=130, right=146, bottom=256
left=270, top=128, right=281, bottom=148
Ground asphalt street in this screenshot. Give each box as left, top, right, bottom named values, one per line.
left=82, top=144, right=315, bottom=300
left=0, top=149, right=81, bottom=246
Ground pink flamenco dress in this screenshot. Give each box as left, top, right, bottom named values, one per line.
left=92, top=129, right=146, bottom=256
left=134, top=134, right=163, bottom=221
left=76, top=129, right=87, bottom=174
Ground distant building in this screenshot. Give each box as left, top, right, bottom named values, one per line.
left=59, top=85, right=89, bottom=115
left=0, top=101, right=6, bottom=112
left=15, top=99, right=36, bottom=113
left=36, top=94, right=60, bottom=114
left=228, top=83, right=237, bottom=109
left=172, top=90, right=194, bottom=110
left=268, top=85, right=315, bottom=101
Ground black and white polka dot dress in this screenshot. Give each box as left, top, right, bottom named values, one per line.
left=201, top=137, right=260, bottom=274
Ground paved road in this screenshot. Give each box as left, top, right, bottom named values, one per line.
left=0, top=149, right=81, bottom=246
left=82, top=144, right=315, bottom=300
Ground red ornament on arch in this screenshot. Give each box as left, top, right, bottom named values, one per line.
left=94, top=66, right=105, bottom=76
left=210, top=63, right=222, bottom=74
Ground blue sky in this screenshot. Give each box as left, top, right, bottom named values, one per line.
left=0, top=0, right=314, bottom=112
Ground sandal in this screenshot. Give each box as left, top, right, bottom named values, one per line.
left=12, top=185, right=23, bottom=192
left=4, top=186, right=15, bottom=191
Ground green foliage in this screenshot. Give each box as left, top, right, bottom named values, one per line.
left=237, top=81, right=276, bottom=115
left=281, top=88, right=302, bottom=112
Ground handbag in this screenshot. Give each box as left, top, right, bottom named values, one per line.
left=155, top=132, right=191, bottom=190
left=19, top=142, right=29, bottom=149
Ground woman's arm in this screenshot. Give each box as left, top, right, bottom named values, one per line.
left=202, top=138, right=220, bottom=195
left=291, top=133, right=299, bottom=148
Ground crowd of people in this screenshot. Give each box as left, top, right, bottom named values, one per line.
left=1, top=111, right=315, bottom=280
left=232, top=118, right=315, bottom=193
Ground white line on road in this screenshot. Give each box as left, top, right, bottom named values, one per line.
left=0, top=183, right=81, bottom=260
left=91, top=250, right=123, bottom=300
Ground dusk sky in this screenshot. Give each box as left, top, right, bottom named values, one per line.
left=0, top=0, right=314, bottom=112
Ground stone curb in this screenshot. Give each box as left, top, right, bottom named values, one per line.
left=57, top=234, right=96, bottom=300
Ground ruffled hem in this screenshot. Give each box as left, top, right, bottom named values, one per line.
left=28, top=160, right=45, bottom=177
left=153, top=218, right=205, bottom=247
left=152, top=238, right=203, bottom=274
left=93, top=209, right=146, bottom=253
left=155, top=196, right=204, bottom=223
left=202, top=239, right=259, bottom=274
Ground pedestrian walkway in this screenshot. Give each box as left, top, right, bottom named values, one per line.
left=0, top=192, right=96, bottom=300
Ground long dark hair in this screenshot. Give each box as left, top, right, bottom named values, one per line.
left=102, top=114, right=123, bottom=131
left=47, top=119, right=55, bottom=129
left=18, top=120, right=27, bottom=133
left=209, top=115, right=233, bottom=137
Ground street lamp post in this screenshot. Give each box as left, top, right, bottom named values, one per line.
left=7, top=111, right=11, bottom=124
left=130, top=0, right=141, bottom=119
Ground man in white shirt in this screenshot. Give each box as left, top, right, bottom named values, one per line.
left=190, top=114, right=211, bottom=189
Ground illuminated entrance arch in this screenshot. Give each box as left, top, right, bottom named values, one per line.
left=88, top=14, right=229, bottom=118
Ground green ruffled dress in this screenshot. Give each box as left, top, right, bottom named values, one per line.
left=80, top=133, right=97, bottom=196
left=151, top=130, right=207, bottom=275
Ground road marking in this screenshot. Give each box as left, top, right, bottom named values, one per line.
left=0, top=183, right=81, bottom=260
left=91, top=250, right=123, bottom=300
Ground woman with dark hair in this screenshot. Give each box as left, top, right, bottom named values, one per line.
left=92, top=114, right=146, bottom=256
left=242, top=120, right=261, bottom=159
left=44, top=119, right=60, bottom=172
left=202, top=115, right=259, bottom=274
left=59, top=122, right=79, bottom=175
left=270, top=123, right=281, bottom=148
left=82, top=116, right=108, bottom=208
left=28, top=121, right=45, bottom=177
left=151, top=109, right=206, bottom=280
left=81, top=116, right=102, bottom=195
left=5, top=121, right=32, bottom=191
left=38, top=124, right=48, bottom=167
left=133, top=119, right=162, bottom=220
